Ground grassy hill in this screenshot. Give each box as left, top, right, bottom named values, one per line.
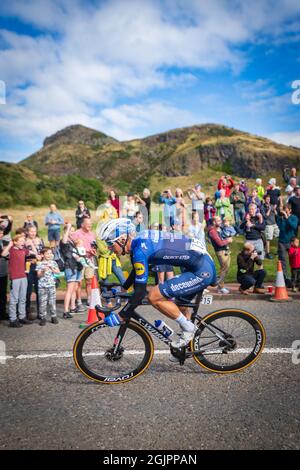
left=21, top=123, right=300, bottom=195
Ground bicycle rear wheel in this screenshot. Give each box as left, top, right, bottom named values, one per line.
left=73, top=320, right=154, bottom=384
left=192, top=309, right=266, bottom=373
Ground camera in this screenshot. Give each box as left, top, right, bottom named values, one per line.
left=90, top=241, right=97, bottom=249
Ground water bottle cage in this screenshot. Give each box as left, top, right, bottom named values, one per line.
left=170, top=345, right=186, bottom=365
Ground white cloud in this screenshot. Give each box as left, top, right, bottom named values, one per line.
left=268, top=131, right=300, bottom=148
left=0, top=0, right=300, bottom=160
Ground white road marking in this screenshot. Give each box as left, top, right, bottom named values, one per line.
left=0, top=347, right=294, bottom=361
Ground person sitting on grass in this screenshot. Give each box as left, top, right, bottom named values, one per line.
left=36, top=248, right=60, bottom=326
left=288, top=237, right=300, bottom=292
left=237, top=242, right=266, bottom=295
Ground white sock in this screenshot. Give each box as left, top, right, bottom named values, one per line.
left=175, top=313, right=195, bottom=332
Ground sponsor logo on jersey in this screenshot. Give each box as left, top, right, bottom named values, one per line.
left=134, top=262, right=146, bottom=276
left=200, top=272, right=211, bottom=279
left=163, top=255, right=190, bottom=260
left=170, top=276, right=203, bottom=292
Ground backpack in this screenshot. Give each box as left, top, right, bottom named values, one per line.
left=53, top=246, right=65, bottom=272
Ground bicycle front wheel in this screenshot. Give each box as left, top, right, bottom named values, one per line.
left=73, top=320, right=154, bottom=384
left=192, top=309, right=266, bottom=373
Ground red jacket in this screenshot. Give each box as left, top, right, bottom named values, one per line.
left=217, top=177, right=234, bottom=197
left=288, top=246, right=300, bottom=269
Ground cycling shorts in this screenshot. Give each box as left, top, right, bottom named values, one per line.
left=158, top=254, right=216, bottom=299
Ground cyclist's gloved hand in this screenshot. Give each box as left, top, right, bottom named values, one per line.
left=111, top=286, right=121, bottom=296
left=104, top=312, right=121, bottom=327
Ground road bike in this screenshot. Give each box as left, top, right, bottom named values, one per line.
left=73, top=287, right=266, bottom=384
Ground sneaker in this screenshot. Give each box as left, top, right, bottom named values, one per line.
left=75, top=303, right=86, bottom=313
left=171, top=330, right=195, bottom=349
left=19, top=318, right=33, bottom=325
left=70, top=308, right=77, bottom=314
left=218, top=287, right=230, bottom=295
left=253, top=287, right=265, bottom=294
left=39, top=318, right=47, bottom=326
left=9, top=320, right=23, bottom=328
left=51, top=316, right=59, bottom=324
left=63, top=312, right=73, bottom=319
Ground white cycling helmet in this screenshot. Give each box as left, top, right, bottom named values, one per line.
left=97, top=218, right=136, bottom=244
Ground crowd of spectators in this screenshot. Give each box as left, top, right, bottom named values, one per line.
left=1, top=166, right=300, bottom=327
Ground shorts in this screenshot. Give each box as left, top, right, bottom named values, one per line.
left=265, top=224, right=280, bottom=241
left=152, top=264, right=174, bottom=273
left=158, top=254, right=216, bottom=299
left=82, top=266, right=95, bottom=280
left=65, top=268, right=83, bottom=283
left=48, top=229, right=60, bottom=242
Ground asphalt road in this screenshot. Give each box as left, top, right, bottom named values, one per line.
left=0, top=299, right=299, bottom=450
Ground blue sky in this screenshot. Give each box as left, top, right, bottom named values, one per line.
left=0, top=0, right=300, bottom=163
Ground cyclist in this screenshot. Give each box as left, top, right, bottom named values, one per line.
left=98, top=218, right=217, bottom=355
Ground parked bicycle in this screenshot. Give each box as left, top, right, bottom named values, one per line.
left=73, top=286, right=266, bottom=384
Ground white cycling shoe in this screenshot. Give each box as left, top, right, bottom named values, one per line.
left=169, top=330, right=195, bottom=363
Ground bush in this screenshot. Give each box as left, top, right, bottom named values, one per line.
left=0, top=194, right=13, bottom=208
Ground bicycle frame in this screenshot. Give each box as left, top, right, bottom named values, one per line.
left=111, top=291, right=225, bottom=358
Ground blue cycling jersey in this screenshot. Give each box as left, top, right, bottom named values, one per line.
left=130, top=230, right=209, bottom=285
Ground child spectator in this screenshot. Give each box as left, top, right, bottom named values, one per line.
left=220, top=218, right=236, bottom=247
left=36, top=248, right=60, bottom=325
left=204, top=197, right=216, bottom=227
left=0, top=228, right=9, bottom=320
left=72, top=239, right=97, bottom=269
left=288, top=238, right=300, bottom=292
left=2, top=235, right=32, bottom=328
